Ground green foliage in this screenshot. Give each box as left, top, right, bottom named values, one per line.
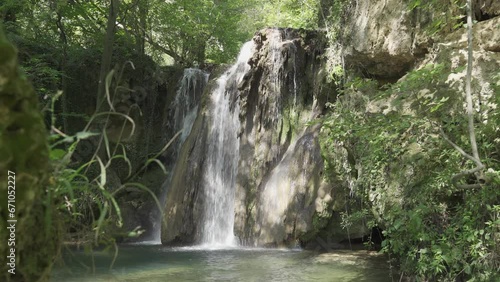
left=319, top=0, right=349, bottom=37
left=381, top=186, right=499, bottom=281
left=317, top=0, right=350, bottom=89
left=383, top=64, right=462, bottom=121
left=263, top=0, right=320, bottom=29
left=0, top=0, right=331, bottom=68
left=1, top=0, right=250, bottom=66
left=340, top=209, right=373, bottom=231
left=320, top=62, right=500, bottom=280
left=147, top=0, right=249, bottom=65
left=20, top=56, right=62, bottom=98
left=407, top=0, right=467, bottom=35
left=239, top=0, right=324, bottom=38
left=45, top=69, right=176, bottom=269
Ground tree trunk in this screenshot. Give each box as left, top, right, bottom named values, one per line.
left=0, top=25, right=60, bottom=282
left=137, top=0, right=148, bottom=55
left=96, top=0, right=120, bottom=112
left=443, top=0, right=485, bottom=189
left=56, top=12, right=69, bottom=135
left=466, top=0, right=480, bottom=163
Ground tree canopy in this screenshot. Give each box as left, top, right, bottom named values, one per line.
left=1, top=0, right=326, bottom=66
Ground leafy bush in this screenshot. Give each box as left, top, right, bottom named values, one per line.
left=46, top=69, right=178, bottom=268
left=320, top=65, right=500, bottom=280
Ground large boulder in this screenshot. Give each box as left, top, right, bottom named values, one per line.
left=341, top=0, right=499, bottom=79
left=341, top=0, right=432, bottom=78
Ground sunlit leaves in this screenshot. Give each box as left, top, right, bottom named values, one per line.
left=248, top=0, right=320, bottom=30
left=148, top=0, right=248, bottom=64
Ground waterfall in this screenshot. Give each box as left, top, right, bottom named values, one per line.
left=161, top=28, right=326, bottom=247
left=173, top=68, right=209, bottom=143
left=150, top=68, right=208, bottom=243
left=200, top=41, right=254, bottom=247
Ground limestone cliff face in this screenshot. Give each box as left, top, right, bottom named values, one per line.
left=235, top=29, right=332, bottom=246
left=341, top=0, right=431, bottom=78
left=341, top=0, right=499, bottom=79
left=325, top=3, right=500, bottom=244
left=161, top=29, right=336, bottom=246
left=364, top=16, right=500, bottom=222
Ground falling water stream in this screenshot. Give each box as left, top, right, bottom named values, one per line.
left=200, top=41, right=254, bottom=247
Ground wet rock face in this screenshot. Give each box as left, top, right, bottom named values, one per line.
left=235, top=28, right=332, bottom=246
left=161, top=28, right=334, bottom=247
left=161, top=110, right=209, bottom=244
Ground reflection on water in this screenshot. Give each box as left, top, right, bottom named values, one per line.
left=52, top=245, right=391, bottom=282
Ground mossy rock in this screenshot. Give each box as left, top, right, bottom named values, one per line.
left=0, top=26, right=60, bottom=282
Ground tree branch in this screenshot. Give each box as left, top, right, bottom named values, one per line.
left=143, top=33, right=182, bottom=62
left=451, top=164, right=485, bottom=189
left=439, top=127, right=481, bottom=167
left=439, top=127, right=485, bottom=188
left=439, top=0, right=486, bottom=190
left=465, top=0, right=481, bottom=164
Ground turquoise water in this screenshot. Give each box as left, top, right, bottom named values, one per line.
left=52, top=244, right=391, bottom=282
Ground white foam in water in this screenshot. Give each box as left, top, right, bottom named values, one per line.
left=128, top=240, right=162, bottom=246
left=169, top=245, right=300, bottom=252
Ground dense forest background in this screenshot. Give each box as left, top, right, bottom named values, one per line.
left=0, top=0, right=499, bottom=281
left=0, top=1, right=338, bottom=281
left=0, top=0, right=331, bottom=133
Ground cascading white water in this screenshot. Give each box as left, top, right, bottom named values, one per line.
left=150, top=68, right=208, bottom=243
left=200, top=41, right=254, bottom=247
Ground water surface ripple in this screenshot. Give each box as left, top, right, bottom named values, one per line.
left=52, top=245, right=391, bottom=282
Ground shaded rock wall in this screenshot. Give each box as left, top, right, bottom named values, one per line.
left=235, top=29, right=332, bottom=246
left=110, top=66, right=204, bottom=241
left=63, top=52, right=189, bottom=240
left=10, top=33, right=192, bottom=241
